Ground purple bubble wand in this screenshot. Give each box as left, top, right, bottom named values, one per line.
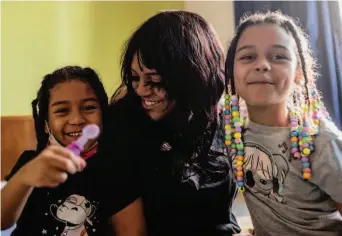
left=66, top=124, right=100, bottom=156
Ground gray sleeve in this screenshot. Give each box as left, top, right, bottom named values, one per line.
left=311, top=136, right=342, bottom=203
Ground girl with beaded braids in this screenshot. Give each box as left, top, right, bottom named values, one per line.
left=224, top=11, right=342, bottom=235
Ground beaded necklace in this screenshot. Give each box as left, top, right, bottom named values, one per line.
left=224, top=93, right=320, bottom=193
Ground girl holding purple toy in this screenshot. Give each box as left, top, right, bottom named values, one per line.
left=1, top=66, right=146, bottom=236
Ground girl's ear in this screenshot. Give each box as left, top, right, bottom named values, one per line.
left=295, top=69, right=303, bottom=85
left=44, top=120, right=50, bottom=134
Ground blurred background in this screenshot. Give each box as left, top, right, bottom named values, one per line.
left=1, top=1, right=342, bottom=234
left=2, top=1, right=341, bottom=122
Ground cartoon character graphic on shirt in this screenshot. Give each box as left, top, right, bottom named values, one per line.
left=232, top=141, right=289, bottom=203
left=50, top=194, right=96, bottom=236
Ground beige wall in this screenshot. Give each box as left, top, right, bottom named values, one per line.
left=184, top=1, right=235, bottom=53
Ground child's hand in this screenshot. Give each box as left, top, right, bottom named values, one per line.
left=16, top=145, right=87, bottom=188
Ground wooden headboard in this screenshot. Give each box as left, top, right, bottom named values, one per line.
left=1, top=116, right=37, bottom=180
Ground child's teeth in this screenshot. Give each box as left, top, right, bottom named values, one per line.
left=145, top=101, right=159, bottom=106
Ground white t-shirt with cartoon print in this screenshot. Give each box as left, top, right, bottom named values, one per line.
left=232, top=119, right=342, bottom=236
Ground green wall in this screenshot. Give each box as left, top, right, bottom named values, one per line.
left=1, top=1, right=184, bottom=115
